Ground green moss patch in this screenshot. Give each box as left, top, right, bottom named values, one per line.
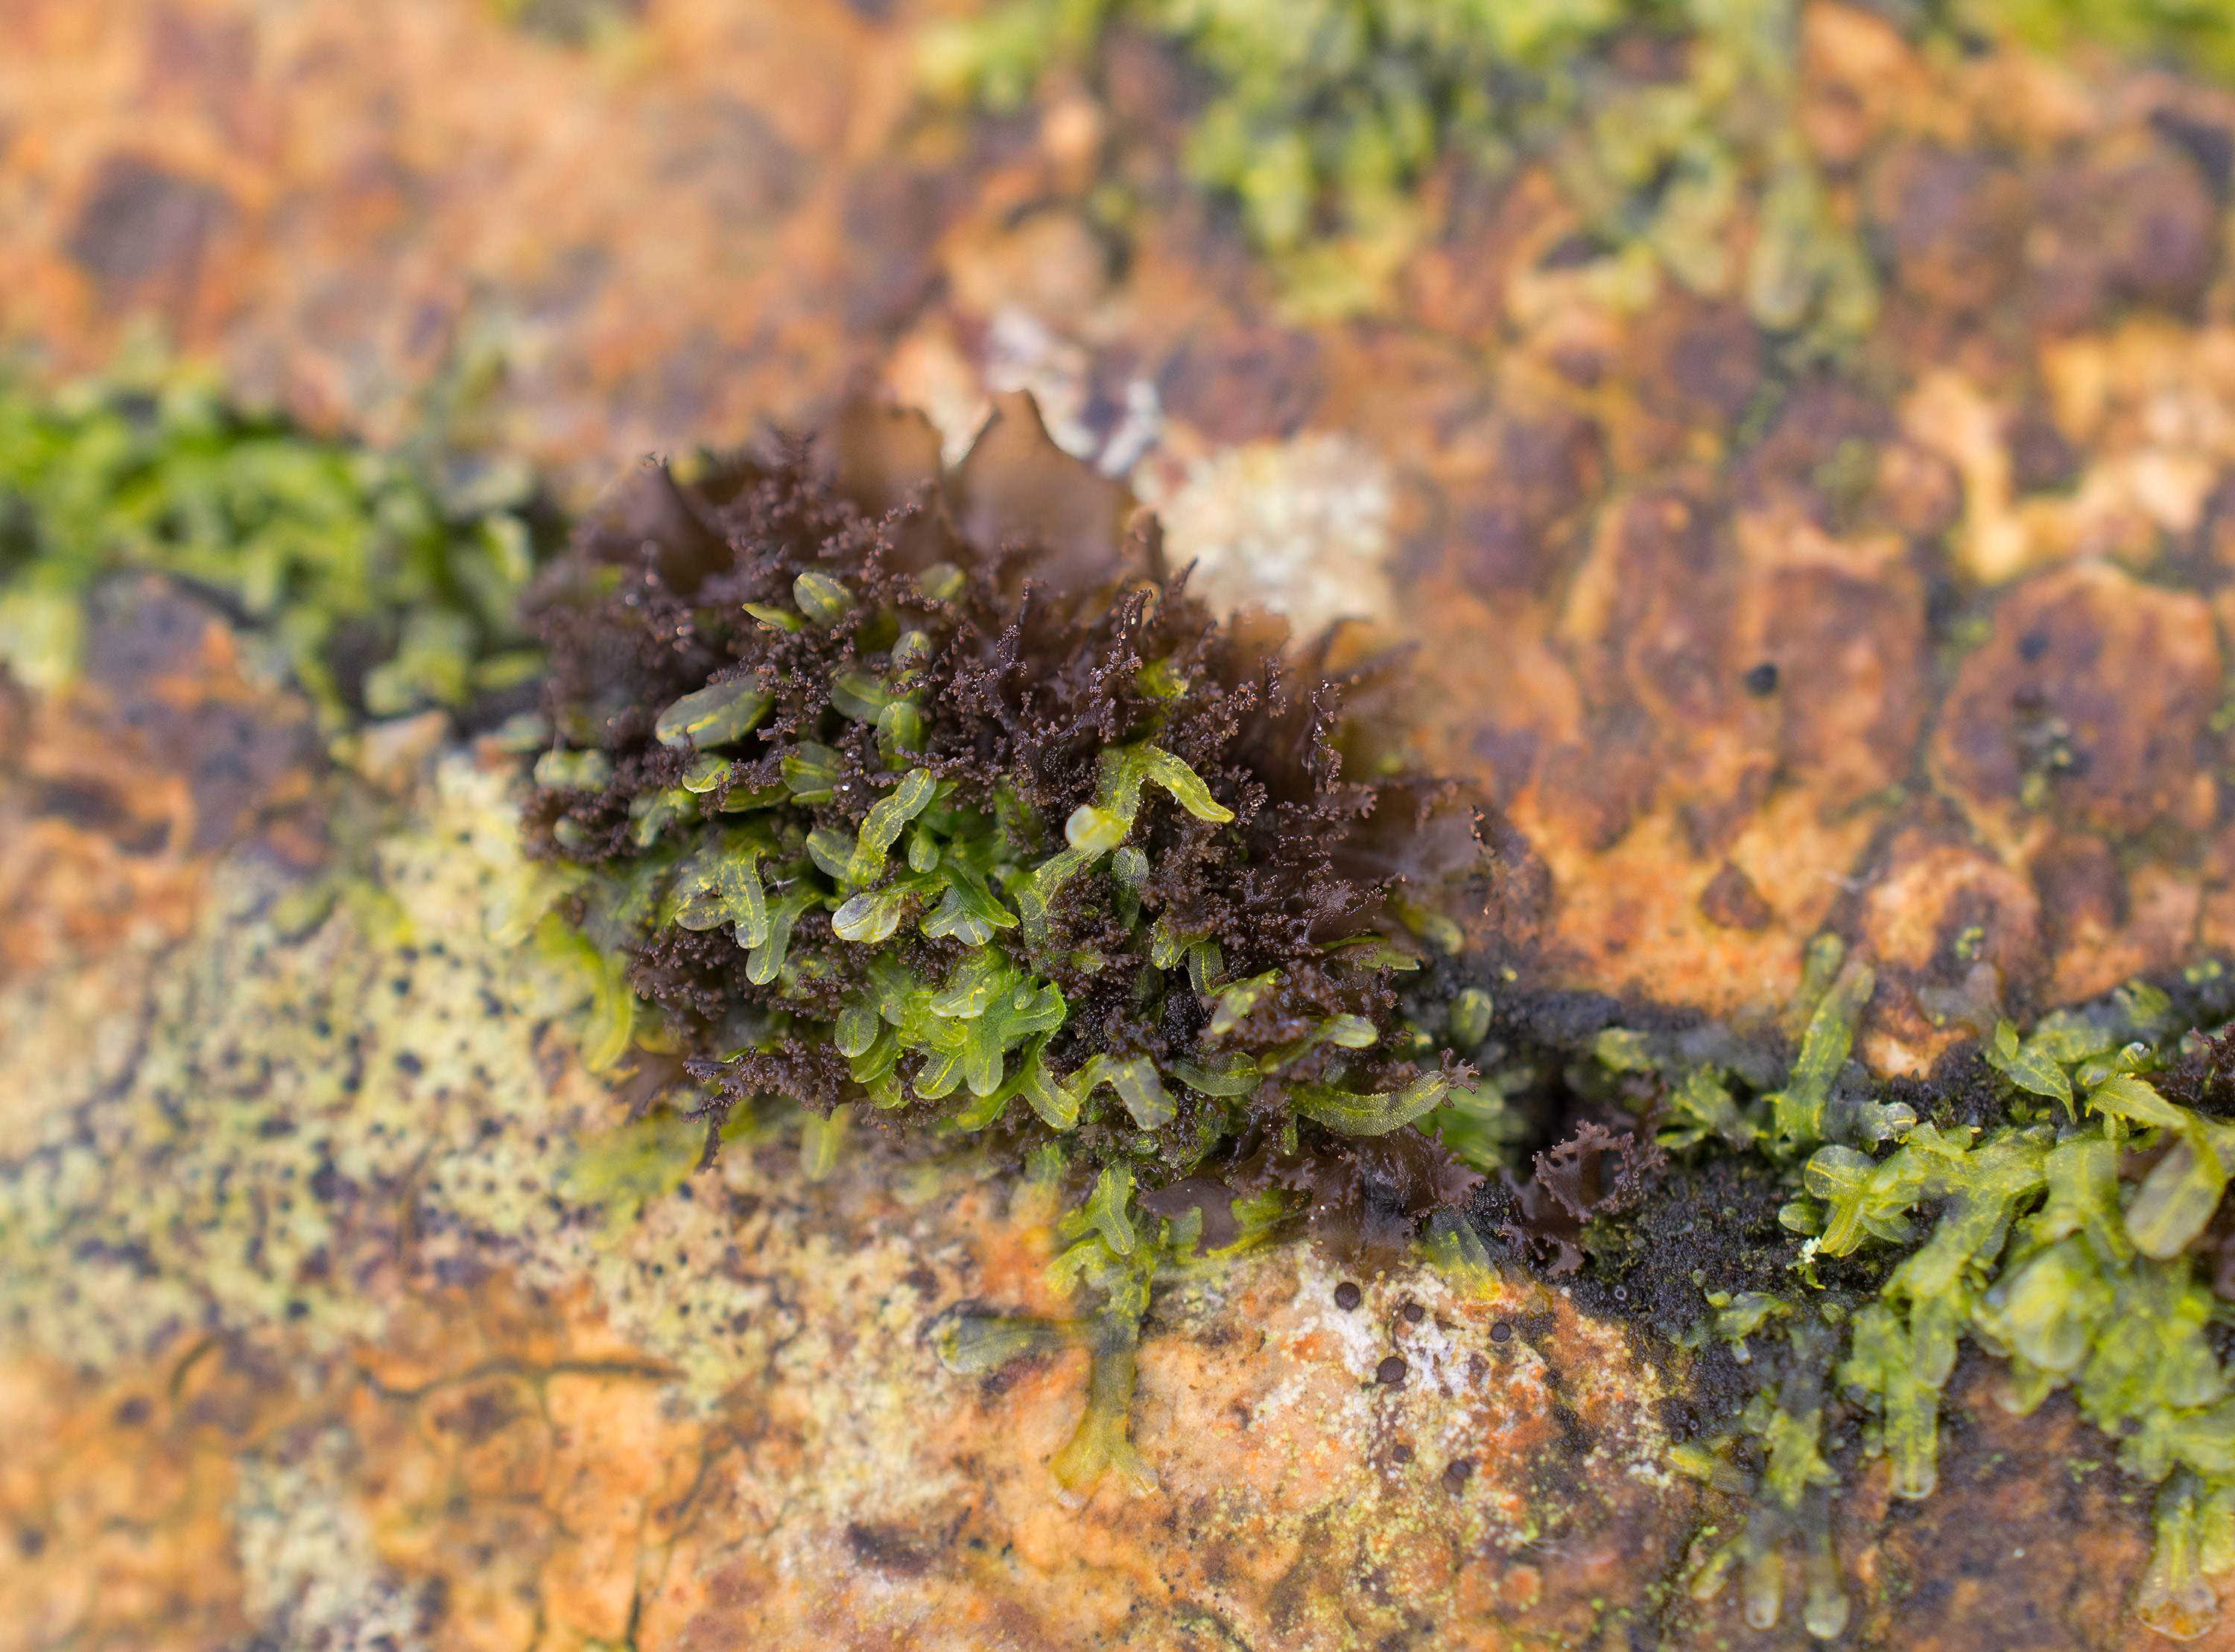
left=1573, top=946, right=2235, bottom=1638
left=519, top=430, right=1511, bottom=1490
left=922, top=0, right=1878, bottom=334
left=0, top=352, right=550, bottom=731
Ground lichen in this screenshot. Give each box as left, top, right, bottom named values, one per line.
left=0, top=752, right=843, bottom=1405
left=516, top=402, right=2235, bottom=1550
left=235, top=1427, right=433, bottom=1651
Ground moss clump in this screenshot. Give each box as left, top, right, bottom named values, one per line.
left=526, top=441, right=1489, bottom=1184
left=0, top=352, right=550, bottom=729
left=520, top=416, right=1500, bottom=1487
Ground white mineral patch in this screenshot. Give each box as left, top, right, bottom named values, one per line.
left=1138, top=433, right=1394, bottom=637
left=890, top=307, right=1165, bottom=477
left=236, top=1429, right=429, bottom=1651
left=983, top=306, right=1163, bottom=477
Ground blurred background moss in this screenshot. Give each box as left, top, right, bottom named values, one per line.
left=0, top=339, right=552, bottom=733
left=922, top=0, right=2234, bottom=327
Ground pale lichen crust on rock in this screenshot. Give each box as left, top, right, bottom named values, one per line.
left=0, top=720, right=1680, bottom=1650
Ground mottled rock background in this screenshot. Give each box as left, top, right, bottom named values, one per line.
left=10, top=0, right=2235, bottom=1646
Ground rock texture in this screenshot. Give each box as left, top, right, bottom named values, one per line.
left=0, top=611, right=2192, bottom=1649
left=12, top=1, right=2235, bottom=1648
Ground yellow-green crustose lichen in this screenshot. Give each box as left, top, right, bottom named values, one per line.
left=0, top=754, right=834, bottom=1404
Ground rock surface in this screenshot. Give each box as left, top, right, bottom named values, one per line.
left=0, top=615, right=2190, bottom=1648
left=10, top=1, right=2235, bottom=1648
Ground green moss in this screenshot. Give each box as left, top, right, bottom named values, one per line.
left=1624, top=945, right=2235, bottom=1638
left=526, top=451, right=1504, bottom=1493
left=922, top=0, right=1875, bottom=339
left=1954, top=0, right=2235, bottom=82
left=926, top=0, right=2235, bottom=330
left=0, top=349, right=547, bottom=730
left=927, top=0, right=2235, bottom=325
left=935, top=1170, right=1297, bottom=1501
